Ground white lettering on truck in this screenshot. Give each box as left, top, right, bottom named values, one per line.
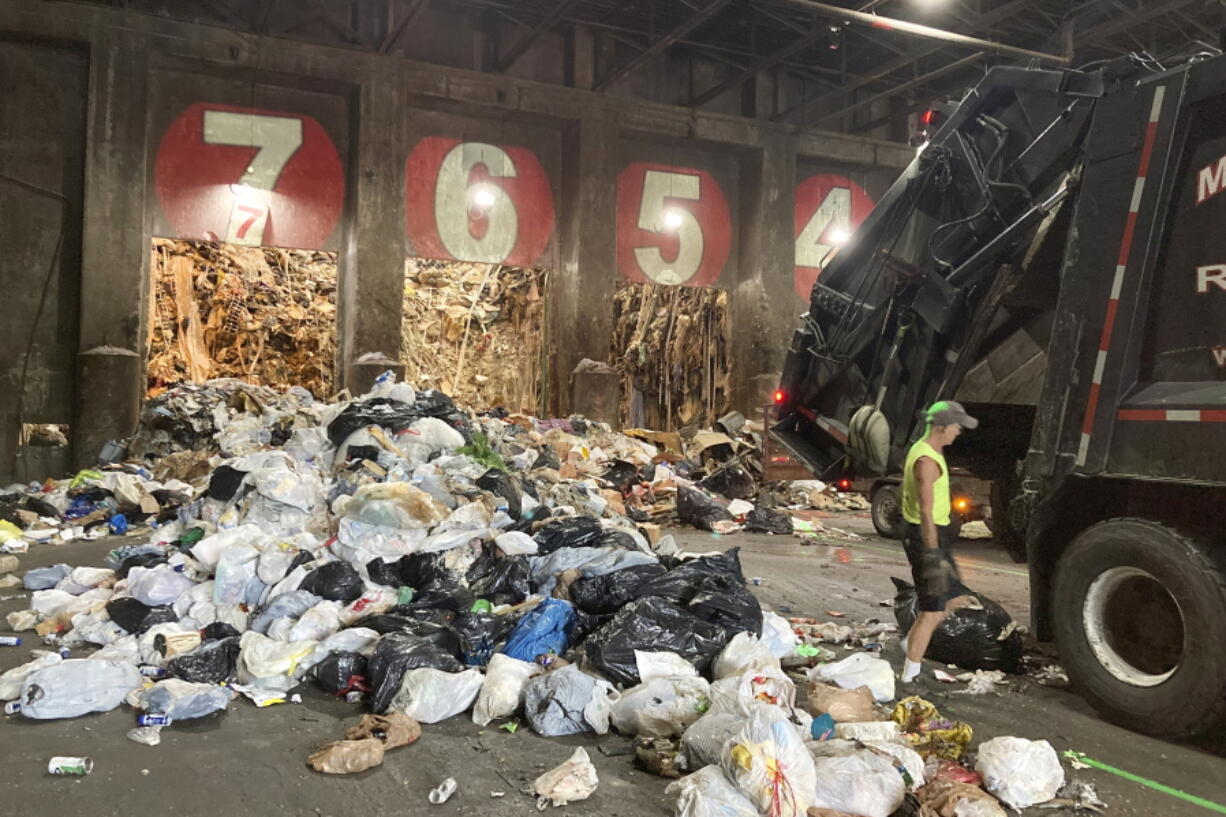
left=1196, top=264, right=1226, bottom=293
left=1197, top=156, right=1226, bottom=205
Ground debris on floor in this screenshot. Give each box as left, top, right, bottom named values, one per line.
left=0, top=371, right=1068, bottom=817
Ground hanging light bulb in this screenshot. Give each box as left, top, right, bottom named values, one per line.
left=470, top=185, right=497, bottom=209
left=828, top=226, right=851, bottom=246
left=662, top=209, right=684, bottom=230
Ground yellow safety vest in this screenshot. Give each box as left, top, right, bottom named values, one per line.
left=902, top=438, right=950, bottom=526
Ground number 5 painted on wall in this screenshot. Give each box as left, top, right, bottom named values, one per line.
left=635, top=170, right=704, bottom=285
left=203, top=110, right=303, bottom=246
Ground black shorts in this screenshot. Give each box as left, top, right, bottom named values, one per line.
left=901, top=521, right=962, bottom=612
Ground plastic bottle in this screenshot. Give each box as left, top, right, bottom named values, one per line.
left=0, top=637, right=21, bottom=647
left=429, top=778, right=457, bottom=804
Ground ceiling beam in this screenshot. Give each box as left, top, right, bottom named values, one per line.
left=1073, top=0, right=1202, bottom=50
left=594, top=0, right=735, bottom=91
left=688, top=22, right=827, bottom=106
left=768, top=0, right=1069, bottom=64
left=379, top=0, right=431, bottom=53
left=808, top=50, right=985, bottom=127
left=771, top=0, right=1042, bottom=124
left=496, top=0, right=582, bottom=72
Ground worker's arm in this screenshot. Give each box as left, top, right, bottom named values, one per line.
left=915, top=456, right=941, bottom=550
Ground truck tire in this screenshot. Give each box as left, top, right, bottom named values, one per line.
left=990, top=479, right=1026, bottom=563
left=870, top=484, right=904, bottom=540
left=1052, top=519, right=1226, bottom=738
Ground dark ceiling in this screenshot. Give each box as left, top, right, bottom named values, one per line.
left=70, top=0, right=1226, bottom=133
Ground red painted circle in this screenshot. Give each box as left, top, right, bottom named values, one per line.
left=794, top=174, right=875, bottom=299
left=405, top=137, right=555, bottom=266
left=153, top=102, right=344, bottom=249
left=616, top=162, right=732, bottom=287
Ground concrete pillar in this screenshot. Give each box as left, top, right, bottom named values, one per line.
left=338, top=64, right=407, bottom=396
left=730, top=133, right=795, bottom=416
left=566, top=24, right=595, bottom=90
left=554, top=107, right=619, bottom=416
left=73, top=29, right=149, bottom=469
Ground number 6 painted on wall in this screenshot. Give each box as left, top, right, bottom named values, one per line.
left=435, top=142, right=518, bottom=263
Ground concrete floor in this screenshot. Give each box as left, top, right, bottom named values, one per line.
left=1, top=514, right=1222, bottom=817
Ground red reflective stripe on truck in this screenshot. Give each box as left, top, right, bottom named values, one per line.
left=1077, top=85, right=1167, bottom=466
left=1119, top=409, right=1226, bottom=422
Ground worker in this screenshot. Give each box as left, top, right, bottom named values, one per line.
left=899, top=400, right=978, bottom=683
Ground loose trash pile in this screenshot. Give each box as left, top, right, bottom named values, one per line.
left=0, top=373, right=1080, bottom=814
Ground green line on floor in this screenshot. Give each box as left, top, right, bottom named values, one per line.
left=805, top=537, right=1031, bottom=578
left=1063, top=751, right=1226, bottom=814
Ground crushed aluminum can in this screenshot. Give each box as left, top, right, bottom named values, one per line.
left=48, top=756, right=93, bottom=775
left=4, top=701, right=21, bottom=715
left=137, top=713, right=173, bottom=727
left=429, top=777, right=457, bottom=804
left=0, top=636, right=21, bottom=646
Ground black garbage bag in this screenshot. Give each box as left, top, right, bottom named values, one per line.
left=286, top=549, right=315, bottom=575
left=313, top=651, right=369, bottom=696
left=639, top=548, right=761, bottom=637
left=534, top=446, right=561, bottom=472
left=167, top=637, right=240, bottom=684
left=207, top=465, right=248, bottom=502
left=571, top=563, right=668, bottom=615
left=585, top=597, right=731, bottom=686
left=700, top=462, right=757, bottom=501
left=24, top=495, right=60, bottom=519
left=200, top=622, right=241, bottom=642
left=534, top=516, right=603, bottom=553
left=327, top=397, right=419, bottom=446
left=397, top=552, right=451, bottom=589
left=116, top=551, right=169, bottom=579
left=892, top=577, right=1024, bottom=673
left=476, top=469, right=522, bottom=519
left=404, top=579, right=474, bottom=615
left=409, top=389, right=458, bottom=417
left=368, top=631, right=465, bottom=713
left=602, top=460, right=641, bottom=492
left=367, top=558, right=406, bottom=588
left=452, top=612, right=516, bottom=666
left=471, top=556, right=533, bottom=606
left=676, top=486, right=733, bottom=531
left=106, top=597, right=177, bottom=635
left=299, top=561, right=364, bottom=604
left=465, top=550, right=498, bottom=589
left=744, top=506, right=792, bottom=535
left=570, top=608, right=613, bottom=643
left=595, top=529, right=639, bottom=550
left=354, top=614, right=463, bottom=658
left=344, top=444, right=383, bottom=463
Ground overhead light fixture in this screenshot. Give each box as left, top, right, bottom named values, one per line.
left=662, top=209, right=685, bottom=230
left=827, top=226, right=851, bottom=246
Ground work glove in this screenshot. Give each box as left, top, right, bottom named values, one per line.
left=919, top=548, right=953, bottom=597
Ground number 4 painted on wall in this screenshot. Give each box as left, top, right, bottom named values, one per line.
left=203, top=110, right=303, bottom=246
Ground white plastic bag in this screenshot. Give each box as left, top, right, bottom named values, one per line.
left=0, top=652, right=63, bottom=700
left=20, top=659, right=142, bottom=719
left=494, top=531, right=539, bottom=556
left=667, top=766, right=759, bottom=817
left=288, top=601, right=342, bottom=642
left=713, top=633, right=780, bottom=680
left=611, top=675, right=711, bottom=738
left=974, top=736, right=1065, bottom=809
left=710, top=669, right=796, bottom=713
left=236, top=631, right=319, bottom=692
left=760, top=611, right=799, bottom=658
left=192, top=524, right=267, bottom=571
left=637, top=650, right=703, bottom=682
left=140, top=678, right=234, bottom=720
left=213, top=543, right=260, bottom=606
left=722, top=703, right=816, bottom=817
left=534, top=747, right=599, bottom=808
left=810, top=749, right=906, bottom=817
left=473, top=654, right=543, bottom=726
left=389, top=667, right=483, bottom=723
left=682, top=711, right=743, bottom=769
left=809, top=652, right=896, bottom=702
left=128, top=565, right=193, bottom=607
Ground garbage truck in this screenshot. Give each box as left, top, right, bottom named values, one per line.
left=771, top=51, right=1226, bottom=737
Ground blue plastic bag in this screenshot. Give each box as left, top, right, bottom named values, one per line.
left=501, top=598, right=575, bottom=662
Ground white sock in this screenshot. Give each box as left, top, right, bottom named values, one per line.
left=901, top=659, right=923, bottom=683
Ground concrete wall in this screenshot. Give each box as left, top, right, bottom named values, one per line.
left=0, top=1, right=913, bottom=479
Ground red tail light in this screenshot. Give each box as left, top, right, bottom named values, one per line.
left=774, top=390, right=785, bottom=403
left=838, top=479, right=851, bottom=490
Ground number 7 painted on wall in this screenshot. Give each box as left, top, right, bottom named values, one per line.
left=203, top=110, right=303, bottom=246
